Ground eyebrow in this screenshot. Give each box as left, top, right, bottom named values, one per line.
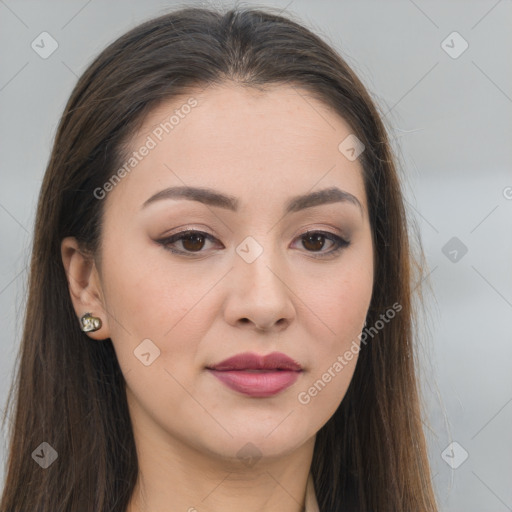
left=141, top=185, right=364, bottom=216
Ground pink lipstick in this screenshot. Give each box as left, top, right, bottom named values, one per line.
left=206, top=352, right=303, bottom=398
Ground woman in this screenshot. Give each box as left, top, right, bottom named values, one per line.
left=1, top=6, right=438, bottom=511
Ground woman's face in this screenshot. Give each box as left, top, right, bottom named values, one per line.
left=80, top=84, right=373, bottom=462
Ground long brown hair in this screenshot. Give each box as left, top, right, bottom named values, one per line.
left=1, top=6, right=438, bottom=511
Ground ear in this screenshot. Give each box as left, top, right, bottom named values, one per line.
left=61, top=236, right=111, bottom=341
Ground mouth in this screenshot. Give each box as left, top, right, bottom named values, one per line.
left=206, top=352, right=303, bottom=398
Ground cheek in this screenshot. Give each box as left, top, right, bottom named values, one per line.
left=301, top=247, right=373, bottom=341
left=294, top=251, right=372, bottom=419
left=295, top=278, right=367, bottom=425
left=101, top=245, right=221, bottom=389
left=101, top=236, right=191, bottom=335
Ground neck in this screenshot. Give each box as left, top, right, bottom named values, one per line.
left=125, top=416, right=315, bottom=512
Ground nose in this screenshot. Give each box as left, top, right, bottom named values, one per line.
left=223, top=242, right=295, bottom=333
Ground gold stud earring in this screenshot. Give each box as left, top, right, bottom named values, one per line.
left=80, top=312, right=102, bottom=332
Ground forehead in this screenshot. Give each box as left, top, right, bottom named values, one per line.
left=106, top=83, right=367, bottom=216
left=137, top=83, right=356, bottom=155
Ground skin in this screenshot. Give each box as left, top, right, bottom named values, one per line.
left=61, top=83, right=374, bottom=512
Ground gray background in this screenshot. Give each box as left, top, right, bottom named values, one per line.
left=1, top=0, right=511, bottom=510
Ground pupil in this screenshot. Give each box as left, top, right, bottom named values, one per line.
left=303, top=233, right=324, bottom=251
left=183, top=233, right=204, bottom=251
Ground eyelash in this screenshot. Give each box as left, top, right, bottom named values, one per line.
left=157, top=229, right=350, bottom=259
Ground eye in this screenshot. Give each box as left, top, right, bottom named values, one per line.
left=158, top=230, right=219, bottom=255
left=157, top=229, right=350, bottom=258
left=293, top=230, right=350, bottom=259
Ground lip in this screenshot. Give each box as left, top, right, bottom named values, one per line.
left=206, top=352, right=303, bottom=398
left=207, top=351, right=303, bottom=371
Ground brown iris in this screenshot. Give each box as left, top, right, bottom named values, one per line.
left=301, top=232, right=326, bottom=252
left=181, top=232, right=206, bottom=252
